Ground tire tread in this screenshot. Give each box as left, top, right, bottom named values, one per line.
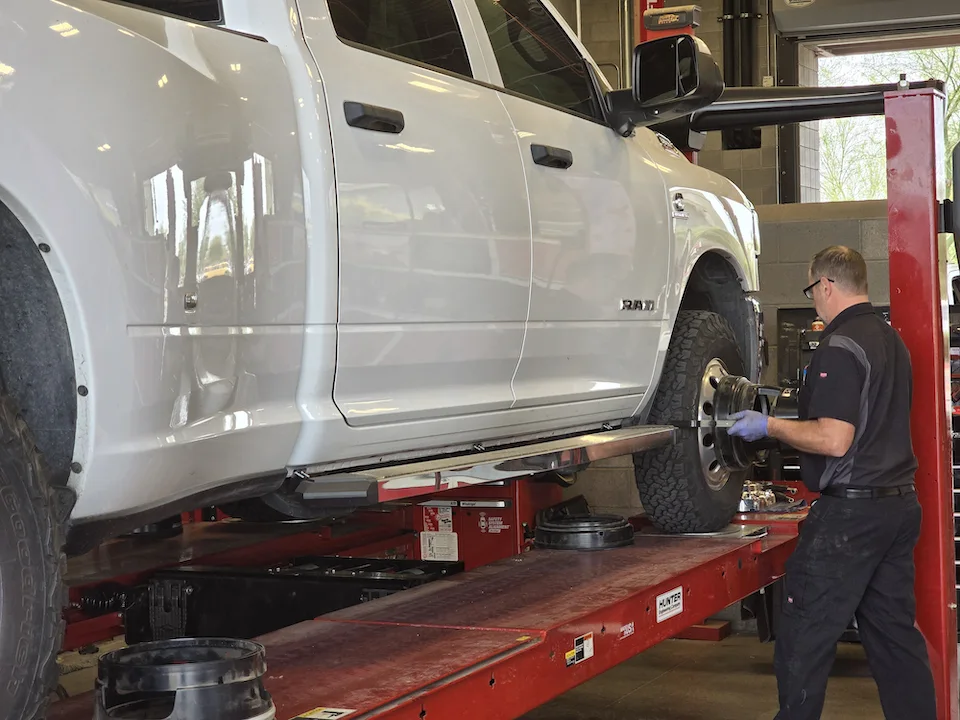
left=0, top=394, right=64, bottom=720
left=635, top=311, right=746, bottom=533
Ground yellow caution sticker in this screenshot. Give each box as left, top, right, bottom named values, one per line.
left=294, top=709, right=356, bottom=719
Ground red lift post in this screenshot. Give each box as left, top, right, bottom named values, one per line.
left=885, top=87, right=959, bottom=720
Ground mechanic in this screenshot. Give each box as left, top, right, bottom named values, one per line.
left=729, top=245, right=936, bottom=720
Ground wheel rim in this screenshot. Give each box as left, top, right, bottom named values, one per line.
left=698, top=358, right=732, bottom=491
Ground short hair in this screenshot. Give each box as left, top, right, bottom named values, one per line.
left=809, top=245, right=868, bottom=295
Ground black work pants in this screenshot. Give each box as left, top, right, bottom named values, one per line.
left=773, top=492, right=936, bottom=720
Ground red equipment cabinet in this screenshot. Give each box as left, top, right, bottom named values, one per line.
left=414, top=480, right=562, bottom=571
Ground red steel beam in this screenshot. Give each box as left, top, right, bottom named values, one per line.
left=49, top=527, right=798, bottom=720
left=274, top=531, right=798, bottom=719
left=885, top=86, right=960, bottom=720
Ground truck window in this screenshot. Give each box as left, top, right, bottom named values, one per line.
left=474, top=0, right=598, bottom=119
left=327, top=0, right=473, bottom=78
left=115, top=0, right=223, bottom=23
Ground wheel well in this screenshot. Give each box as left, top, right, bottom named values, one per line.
left=679, top=253, right=759, bottom=380
left=0, top=201, right=76, bottom=485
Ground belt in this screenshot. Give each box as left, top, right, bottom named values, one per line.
left=820, top=484, right=916, bottom=499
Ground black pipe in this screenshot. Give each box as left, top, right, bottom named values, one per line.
left=691, top=79, right=944, bottom=132
left=722, top=0, right=737, bottom=87
left=741, top=0, right=757, bottom=88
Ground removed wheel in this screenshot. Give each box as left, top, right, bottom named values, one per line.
left=0, top=395, right=65, bottom=720
left=634, top=311, right=749, bottom=533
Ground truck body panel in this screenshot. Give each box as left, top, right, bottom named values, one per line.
left=0, top=0, right=761, bottom=526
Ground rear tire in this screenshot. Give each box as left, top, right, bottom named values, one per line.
left=634, top=311, right=748, bottom=533
left=0, top=395, right=65, bottom=720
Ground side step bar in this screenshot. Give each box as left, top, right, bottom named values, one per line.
left=296, top=425, right=677, bottom=505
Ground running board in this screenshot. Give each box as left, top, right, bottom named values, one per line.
left=296, top=425, right=677, bottom=505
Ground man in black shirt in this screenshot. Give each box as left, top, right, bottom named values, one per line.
left=729, top=246, right=936, bottom=719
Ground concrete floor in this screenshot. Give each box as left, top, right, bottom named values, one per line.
left=521, top=634, right=882, bottom=720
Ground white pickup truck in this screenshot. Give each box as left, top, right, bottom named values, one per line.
left=0, top=0, right=762, bottom=715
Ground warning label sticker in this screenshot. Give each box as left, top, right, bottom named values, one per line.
left=478, top=512, right=510, bottom=534
left=422, top=505, right=453, bottom=533
left=420, top=531, right=459, bottom=561
left=564, top=632, right=595, bottom=667
left=294, top=708, right=356, bottom=719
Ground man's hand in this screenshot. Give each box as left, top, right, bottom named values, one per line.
left=728, top=410, right=769, bottom=442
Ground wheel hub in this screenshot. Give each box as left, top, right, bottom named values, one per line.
left=696, top=361, right=801, bottom=491
left=697, top=359, right=738, bottom=490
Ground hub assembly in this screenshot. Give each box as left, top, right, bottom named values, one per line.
left=696, top=360, right=799, bottom=486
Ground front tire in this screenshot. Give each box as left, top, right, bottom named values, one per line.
left=634, top=311, right=748, bottom=533
left=0, top=395, right=64, bottom=720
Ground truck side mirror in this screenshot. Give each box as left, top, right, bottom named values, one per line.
left=606, top=35, right=724, bottom=136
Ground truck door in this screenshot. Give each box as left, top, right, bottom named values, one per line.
left=468, top=0, right=672, bottom=414
left=301, top=0, right=532, bottom=427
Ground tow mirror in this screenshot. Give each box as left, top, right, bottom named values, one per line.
left=607, top=34, right=724, bottom=135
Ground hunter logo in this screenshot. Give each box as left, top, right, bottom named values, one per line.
left=620, top=299, right=656, bottom=311
left=656, top=586, right=684, bottom=623
left=657, top=13, right=681, bottom=25
left=784, top=0, right=815, bottom=7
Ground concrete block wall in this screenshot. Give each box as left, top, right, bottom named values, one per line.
left=562, top=454, right=644, bottom=518
left=551, top=0, right=626, bottom=88
left=756, top=200, right=888, bottom=382
left=583, top=0, right=627, bottom=88
left=662, top=0, right=781, bottom=206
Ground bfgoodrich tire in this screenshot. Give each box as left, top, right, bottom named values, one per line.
left=0, top=395, right=65, bottom=720
left=634, top=311, right=748, bottom=533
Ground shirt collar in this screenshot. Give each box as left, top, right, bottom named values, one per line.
left=823, top=302, right=875, bottom=337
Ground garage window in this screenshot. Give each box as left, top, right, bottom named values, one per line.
left=117, top=1, right=223, bottom=23
left=327, top=0, right=473, bottom=78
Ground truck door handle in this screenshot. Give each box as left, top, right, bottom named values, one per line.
left=344, top=101, right=405, bottom=134
left=531, top=144, right=573, bottom=169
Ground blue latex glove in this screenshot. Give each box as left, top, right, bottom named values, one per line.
left=728, top=410, right=769, bottom=442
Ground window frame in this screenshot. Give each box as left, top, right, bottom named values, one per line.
left=468, top=0, right=608, bottom=124
left=325, top=0, right=476, bottom=79
left=322, top=6, right=612, bottom=129
left=101, top=0, right=226, bottom=25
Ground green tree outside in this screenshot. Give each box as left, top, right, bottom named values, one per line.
left=819, top=46, right=960, bottom=261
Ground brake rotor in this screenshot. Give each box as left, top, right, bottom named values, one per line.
left=534, top=514, right=635, bottom=551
